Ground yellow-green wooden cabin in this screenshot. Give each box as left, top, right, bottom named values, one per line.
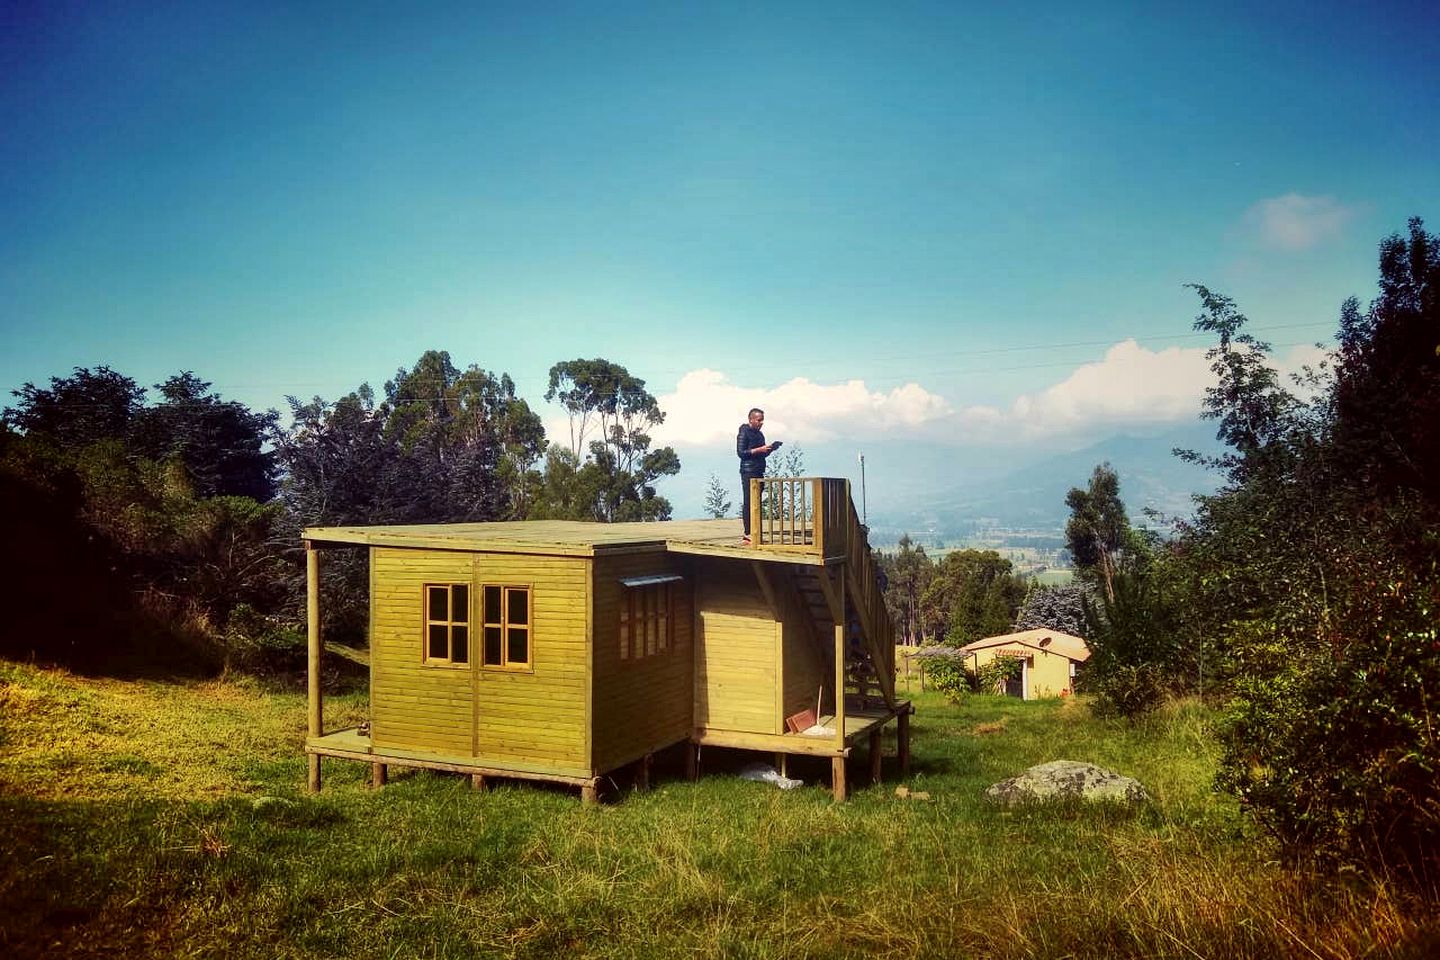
left=303, top=477, right=910, bottom=802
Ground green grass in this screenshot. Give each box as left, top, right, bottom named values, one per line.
left=1, top=659, right=1434, bottom=959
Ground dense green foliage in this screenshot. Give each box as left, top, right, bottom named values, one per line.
left=2, top=352, right=680, bottom=667
left=1173, top=220, right=1440, bottom=879
left=1064, top=218, right=1440, bottom=880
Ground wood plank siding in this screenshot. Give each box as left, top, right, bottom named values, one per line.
left=590, top=550, right=694, bottom=773
left=692, top=558, right=781, bottom=734
left=370, top=548, right=475, bottom=756
left=368, top=547, right=590, bottom=777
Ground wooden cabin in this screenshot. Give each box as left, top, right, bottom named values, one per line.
left=302, top=477, right=910, bottom=802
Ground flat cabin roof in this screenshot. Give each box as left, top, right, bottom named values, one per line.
left=303, top=517, right=827, bottom=564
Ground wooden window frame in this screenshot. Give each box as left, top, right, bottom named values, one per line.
left=422, top=582, right=471, bottom=667
left=480, top=583, right=533, bottom=672
left=619, top=581, right=675, bottom=662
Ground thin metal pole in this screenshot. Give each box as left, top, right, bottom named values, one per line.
left=858, top=452, right=867, bottom=527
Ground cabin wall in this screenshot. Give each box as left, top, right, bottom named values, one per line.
left=692, top=557, right=781, bottom=734
left=369, top=548, right=476, bottom=756
left=473, top=551, right=589, bottom=775
left=776, top=573, right=827, bottom=722
left=590, top=551, right=693, bottom=773
left=368, top=547, right=590, bottom=777
left=970, top=646, right=1075, bottom=699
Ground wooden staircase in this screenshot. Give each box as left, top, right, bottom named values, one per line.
left=753, top=477, right=896, bottom=712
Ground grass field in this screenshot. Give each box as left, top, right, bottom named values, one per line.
left=1, top=658, right=1434, bottom=959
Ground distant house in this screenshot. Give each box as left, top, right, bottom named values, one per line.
left=301, top=477, right=909, bottom=803
left=959, top=628, right=1090, bottom=699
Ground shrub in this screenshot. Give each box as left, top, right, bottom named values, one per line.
left=912, top=647, right=973, bottom=703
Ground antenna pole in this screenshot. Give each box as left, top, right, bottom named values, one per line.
left=858, top=452, right=867, bottom=527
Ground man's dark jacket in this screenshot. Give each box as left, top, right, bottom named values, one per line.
left=737, top=423, right=767, bottom=477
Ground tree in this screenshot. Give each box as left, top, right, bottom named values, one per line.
left=1173, top=220, right=1440, bottom=877
left=539, top=358, right=680, bottom=521
left=702, top=473, right=733, bottom=519
left=1064, top=463, right=1131, bottom=603
left=919, top=549, right=1025, bottom=646
left=880, top=534, right=935, bottom=645
left=771, top=443, right=807, bottom=478
left=133, top=372, right=279, bottom=501
left=382, top=350, right=545, bottom=522
left=3, top=366, right=146, bottom=448
left=1013, top=583, right=1088, bottom=637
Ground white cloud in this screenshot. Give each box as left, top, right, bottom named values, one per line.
left=1244, top=193, right=1356, bottom=251
left=647, top=369, right=952, bottom=448
left=959, top=340, right=1211, bottom=441
left=539, top=340, right=1335, bottom=455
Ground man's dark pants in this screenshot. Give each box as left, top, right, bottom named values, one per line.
left=740, top=471, right=762, bottom=537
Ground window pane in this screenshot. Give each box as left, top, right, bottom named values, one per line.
left=484, top=626, right=503, bottom=665
left=452, top=625, right=468, bottom=664
left=428, top=624, right=448, bottom=659
left=484, top=586, right=501, bottom=625
left=428, top=586, right=448, bottom=621
left=508, top=588, right=528, bottom=625
left=507, top=627, right=528, bottom=665
left=619, top=618, right=629, bottom=660
left=452, top=584, right=469, bottom=623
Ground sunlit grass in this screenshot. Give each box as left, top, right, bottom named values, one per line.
left=1, top=660, right=1434, bottom=958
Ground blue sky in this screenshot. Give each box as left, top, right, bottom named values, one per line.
left=3, top=1, right=1437, bottom=513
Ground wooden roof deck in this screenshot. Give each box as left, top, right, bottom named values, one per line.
left=303, top=517, right=830, bottom=565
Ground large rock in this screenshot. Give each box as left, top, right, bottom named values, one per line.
left=985, top=760, right=1149, bottom=806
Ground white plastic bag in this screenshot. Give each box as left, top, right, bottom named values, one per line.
left=737, top=761, right=804, bottom=790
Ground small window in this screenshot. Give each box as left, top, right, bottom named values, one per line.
left=482, top=585, right=530, bottom=669
left=619, top=579, right=676, bottom=661
left=423, top=583, right=470, bottom=665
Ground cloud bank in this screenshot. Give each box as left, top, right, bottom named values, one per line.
left=543, top=340, right=1330, bottom=453
left=1244, top=193, right=1356, bottom=251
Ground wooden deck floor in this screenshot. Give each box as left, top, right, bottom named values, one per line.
left=693, top=701, right=911, bottom=757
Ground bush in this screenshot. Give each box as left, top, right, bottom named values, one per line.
left=223, top=604, right=307, bottom=677
left=912, top=648, right=973, bottom=703
left=975, top=654, right=1023, bottom=696
left=1084, top=662, right=1167, bottom=719
left=1215, top=567, right=1440, bottom=879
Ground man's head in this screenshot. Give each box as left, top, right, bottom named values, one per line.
left=747, top=408, right=765, bottom=428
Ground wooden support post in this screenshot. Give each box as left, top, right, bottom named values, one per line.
left=637, top=753, right=652, bottom=791
left=869, top=730, right=883, bottom=784
left=306, top=543, right=322, bottom=793
left=686, top=742, right=699, bottom=781
left=834, top=574, right=846, bottom=752
left=581, top=781, right=599, bottom=806
left=898, top=708, right=911, bottom=779
left=471, top=773, right=487, bottom=791
left=371, top=762, right=387, bottom=788
left=831, top=756, right=848, bottom=802
left=776, top=752, right=789, bottom=778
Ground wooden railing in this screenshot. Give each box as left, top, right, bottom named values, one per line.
left=750, top=476, right=849, bottom=557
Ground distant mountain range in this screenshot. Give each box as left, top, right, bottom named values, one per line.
left=666, top=422, right=1226, bottom=543
left=865, top=424, right=1225, bottom=543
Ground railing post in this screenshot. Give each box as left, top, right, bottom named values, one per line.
left=813, top=479, right=825, bottom=556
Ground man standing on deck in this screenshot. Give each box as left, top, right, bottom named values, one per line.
left=737, top=407, right=777, bottom=544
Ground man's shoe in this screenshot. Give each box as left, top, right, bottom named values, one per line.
left=741, top=535, right=752, bottom=545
